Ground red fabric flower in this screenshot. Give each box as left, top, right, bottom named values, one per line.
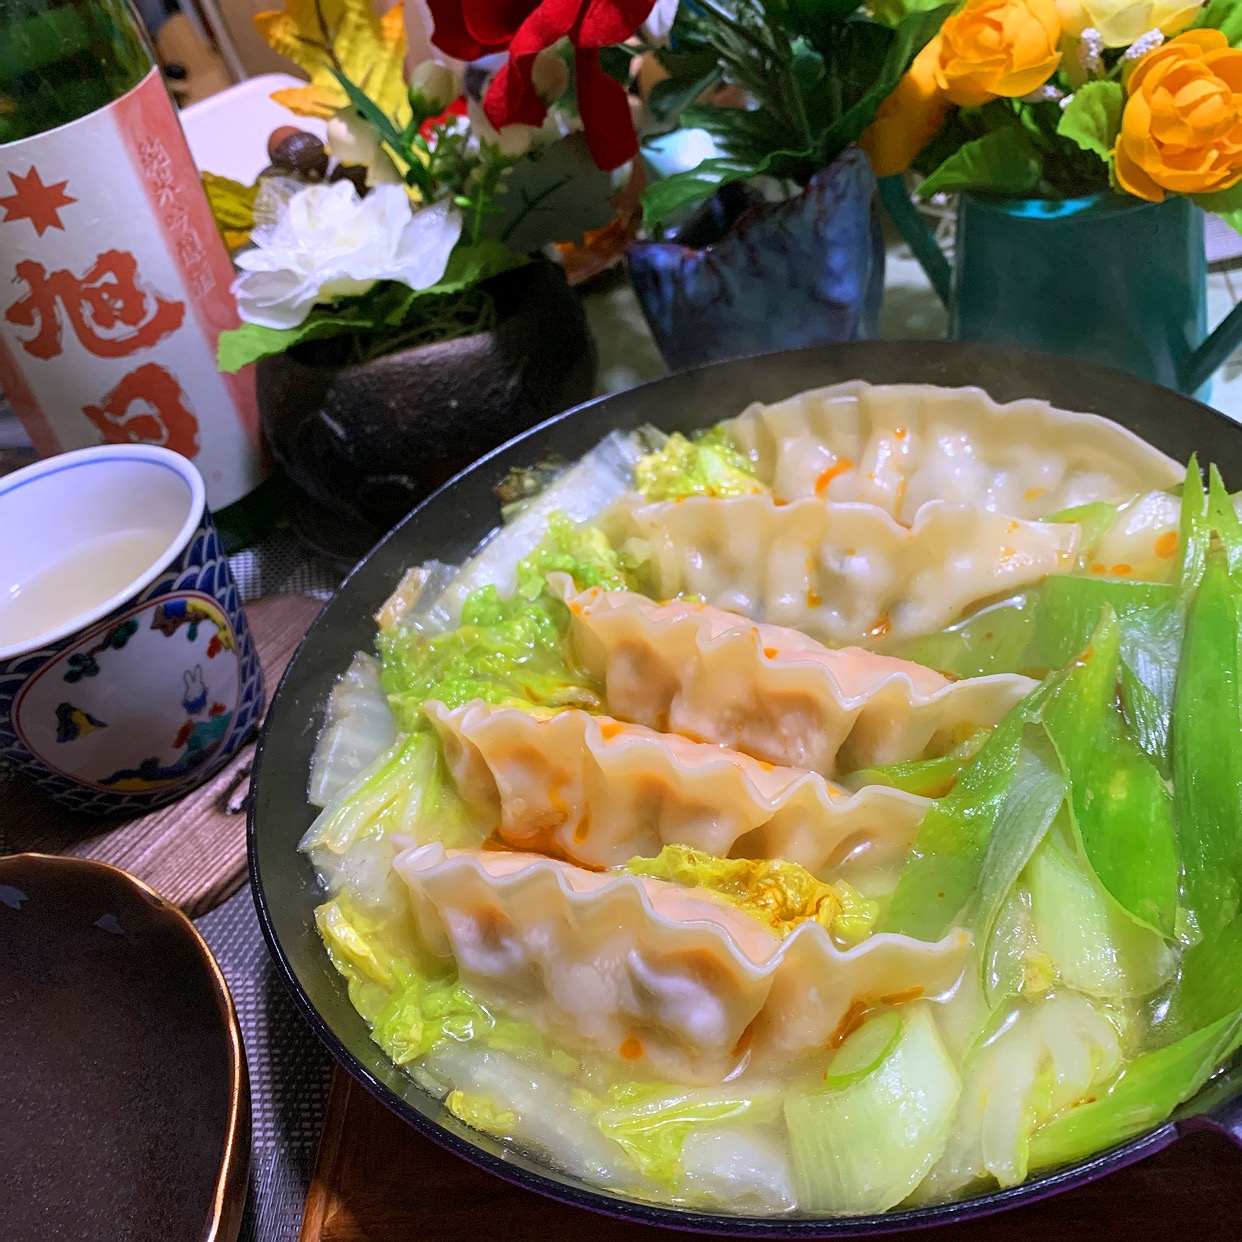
left=427, top=0, right=654, bottom=171
left=419, top=95, right=469, bottom=141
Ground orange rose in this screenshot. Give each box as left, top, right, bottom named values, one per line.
left=860, top=0, right=1061, bottom=176
left=861, top=36, right=952, bottom=177
left=1114, top=30, right=1242, bottom=203
left=936, top=0, right=1062, bottom=106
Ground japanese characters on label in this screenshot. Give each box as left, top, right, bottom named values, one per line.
left=0, top=68, right=262, bottom=507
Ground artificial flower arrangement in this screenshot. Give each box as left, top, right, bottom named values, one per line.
left=637, top=0, right=954, bottom=231
left=210, top=0, right=668, bottom=375
left=860, top=0, right=1242, bottom=224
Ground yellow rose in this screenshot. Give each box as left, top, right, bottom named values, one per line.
left=860, top=36, right=953, bottom=177
left=936, top=0, right=1063, bottom=106
left=860, top=0, right=1062, bottom=175
left=1056, top=0, right=1203, bottom=49
left=1114, top=30, right=1242, bottom=201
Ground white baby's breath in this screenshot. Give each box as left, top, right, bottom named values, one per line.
left=1078, top=27, right=1105, bottom=76
left=1125, top=28, right=1165, bottom=58
left=232, top=181, right=462, bottom=330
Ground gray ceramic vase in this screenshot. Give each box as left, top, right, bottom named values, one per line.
left=627, top=146, right=884, bottom=371
left=257, top=260, right=597, bottom=564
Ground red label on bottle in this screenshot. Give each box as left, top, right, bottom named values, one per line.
left=0, top=68, right=265, bottom=510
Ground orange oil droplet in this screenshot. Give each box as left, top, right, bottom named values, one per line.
left=867, top=614, right=892, bottom=638
left=893, top=427, right=907, bottom=441
left=1024, top=486, right=1046, bottom=502
left=763, top=646, right=778, bottom=659
left=619, top=1037, right=644, bottom=1061
left=826, top=1000, right=869, bottom=1051
left=878, top=986, right=924, bottom=1007
left=1155, top=531, right=1179, bottom=559
left=1111, top=563, right=1132, bottom=576
left=814, top=458, right=853, bottom=496
left=806, top=589, right=823, bottom=608
left=1090, top=563, right=1107, bottom=575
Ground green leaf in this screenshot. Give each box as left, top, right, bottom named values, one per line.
left=1028, top=1010, right=1242, bottom=1171
left=1028, top=575, right=1175, bottom=672
left=647, top=62, right=724, bottom=124
left=430, top=239, right=527, bottom=294
left=1040, top=610, right=1179, bottom=936
left=1172, top=551, right=1242, bottom=938
left=886, top=590, right=1040, bottom=679
left=769, top=0, right=864, bottom=41
left=1192, top=0, right=1242, bottom=46
left=820, top=8, right=951, bottom=155
left=1221, top=208, right=1242, bottom=238
left=971, top=725, right=1069, bottom=961
left=1191, top=181, right=1242, bottom=216
left=843, top=752, right=969, bottom=798
left=216, top=314, right=361, bottom=373
left=639, top=150, right=810, bottom=232
left=790, top=38, right=826, bottom=100
left=870, top=0, right=953, bottom=26
left=329, top=67, right=406, bottom=154
left=1165, top=914, right=1242, bottom=1038
left=597, top=44, right=634, bottom=87
left=680, top=102, right=799, bottom=167
left=1056, top=81, right=1123, bottom=165
left=882, top=681, right=1060, bottom=940
left=917, top=127, right=1042, bottom=198
left=1209, top=465, right=1242, bottom=572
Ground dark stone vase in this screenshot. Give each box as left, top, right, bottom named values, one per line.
left=626, top=146, right=884, bottom=371
left=257, top=259, right=598, bottom=563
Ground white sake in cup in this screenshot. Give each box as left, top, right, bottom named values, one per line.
left=0, top=445, right=264, bottom=813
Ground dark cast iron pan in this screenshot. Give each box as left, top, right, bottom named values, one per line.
left=248, top=340, right=1242, bottom=1235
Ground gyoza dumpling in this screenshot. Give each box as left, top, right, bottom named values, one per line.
left=558, top=579, right=1034, bottom=777
left=425, top=699, right=928, bottom=874
left=602, top=493, right=1079, bottom=644
left=396, top=843, right=971, bottom=1084
left=724, top=381, right=1180, bottom=519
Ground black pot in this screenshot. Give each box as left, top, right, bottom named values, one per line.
left=257, top=259, right=598, bottom=564
left=251, top=341, right=1242, bottom=1238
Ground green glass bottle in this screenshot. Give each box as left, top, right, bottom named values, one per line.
left=0, top=0, right=281, bottom=552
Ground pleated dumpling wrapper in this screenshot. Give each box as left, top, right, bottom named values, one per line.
left=395, top=844, right=971, bottom=1085
left=557, top=578, right=1034, bottom=776
left=723, top=381, right=1181, bottom=518
left=601, top=492, right=1080, bottom=644
left=424, top=699, right=928, bottom=875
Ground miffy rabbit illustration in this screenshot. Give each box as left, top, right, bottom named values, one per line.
left=182, top=665, right=208, bottom=715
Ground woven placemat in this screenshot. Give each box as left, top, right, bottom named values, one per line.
left=1, top=592, right=323, bottom=917
left=197, top=885, right=334, bottom=1242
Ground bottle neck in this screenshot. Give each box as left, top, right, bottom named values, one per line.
left=0, top=0, right=154, bottom=144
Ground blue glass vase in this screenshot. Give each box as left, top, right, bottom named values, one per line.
left=628, top=147, right=885, bottom=371
left=878, top=179, right=1242, bottom=395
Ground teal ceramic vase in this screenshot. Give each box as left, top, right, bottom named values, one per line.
left=878, top=180, right=1242, bottom=395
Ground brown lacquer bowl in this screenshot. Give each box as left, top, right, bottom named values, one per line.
left=0, top=853, right=250, bottom=1242
left=249, top=341, right=1242, bottom=1235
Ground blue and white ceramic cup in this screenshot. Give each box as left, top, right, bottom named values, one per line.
left=0, top=445, right=265, bottom=815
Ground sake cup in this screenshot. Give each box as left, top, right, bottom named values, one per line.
left=0, top=445, right=265, bottom=814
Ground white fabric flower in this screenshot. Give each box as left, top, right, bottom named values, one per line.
left=232, top=182, right=462, bottom=330
left=644, top=0, right=679, bottom=43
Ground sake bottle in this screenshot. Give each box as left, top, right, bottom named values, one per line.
left=0, top=0, right=278, bottom=551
